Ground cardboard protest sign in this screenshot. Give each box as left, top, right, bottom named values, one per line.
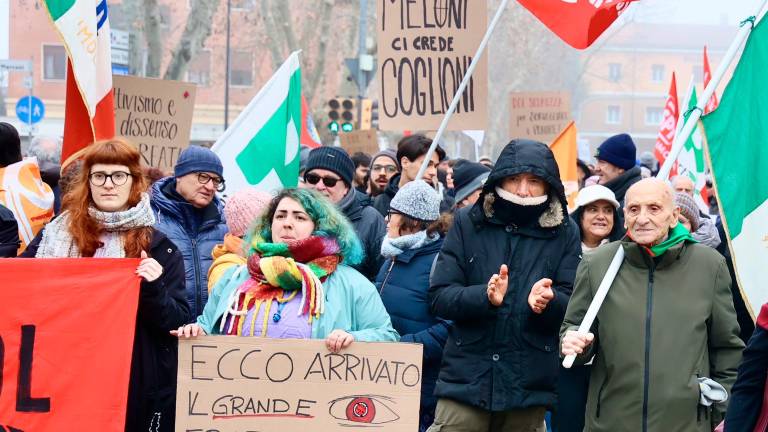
left=176, top=337, right=423, bottom=431
left=113, top=75, right=197, bottom=172
left=377, top=0, right=488, bottom=131
left=339, top=130, right=379, bottom=156
left=0, top=258, right=141, bottom=431
left=509, top=92, right=572, bottom=144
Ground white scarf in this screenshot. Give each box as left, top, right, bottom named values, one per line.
left=380, top=230, right=440, bottom=258
left=36, top=193, right=155, bottom=258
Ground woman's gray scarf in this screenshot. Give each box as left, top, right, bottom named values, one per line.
left=36, top=193, right=155, bottom=258
left=381, top=230, right=440, bottom=258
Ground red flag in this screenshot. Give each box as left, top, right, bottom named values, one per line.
left=654, top=72, right=679, bottom=176
left=300, top=96, right=322, bottom=149
left=61, top=61, right=116, bottom=168
left=516, top=0, right=637, bottom=49
left=0, top=258, right=140, bottom=431
left=703, top=46, right=720, bottom=114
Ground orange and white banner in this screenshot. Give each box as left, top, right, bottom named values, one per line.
left=0, top=159, right=54, bottom=252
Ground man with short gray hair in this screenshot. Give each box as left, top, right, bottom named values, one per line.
left=561, top=178, right=743, bottom=431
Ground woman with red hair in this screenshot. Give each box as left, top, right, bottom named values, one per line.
left=21, top=138, right=190, bottom=432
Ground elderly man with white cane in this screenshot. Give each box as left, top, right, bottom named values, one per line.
left=560, top=178, right=743, bottom=431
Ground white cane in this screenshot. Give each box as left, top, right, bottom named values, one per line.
left=562, top=248, right=623, bottom=368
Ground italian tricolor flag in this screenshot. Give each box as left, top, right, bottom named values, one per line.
left=212, top=51, right=302, bottom=196
left=43, top=0, right=115, bottom=167
left=703, top=19, right=768, bottom=316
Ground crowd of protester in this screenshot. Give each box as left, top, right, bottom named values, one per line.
left=1, top=119, right=763, bottom=432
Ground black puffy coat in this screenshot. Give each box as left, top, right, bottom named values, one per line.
left=428, top=140, right=581, bottom=412
left=23, top=228, right=191, bottom=432
left=376, top=238, right=449, bottom=417
left=339, top=188, right=386, bottom=280
left=0, top=204, right=19, bottom=257
left=373, top=173, right=400, bottom=216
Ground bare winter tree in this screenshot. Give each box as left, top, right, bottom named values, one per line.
left=485, top=1, right=585, bottom=158
left=258, top=0, right=344, bottom=106
left=163, top=0, right=221, bottom=80
left=138, top=0, right=220, bottom=80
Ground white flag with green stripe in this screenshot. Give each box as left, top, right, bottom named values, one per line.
left=703, top=21, right=768, bottom=315
left=212, top=51, right=302, bottom=197
left=676, top=87, right=709, bottom=212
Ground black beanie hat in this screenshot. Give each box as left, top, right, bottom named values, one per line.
left=304, top=146, right=355, bottom=186
left=452, top=160, right=491, bottom=203
left=0, top=122, right=22, bottom=167
left=596, top=133, right=636, bottom=170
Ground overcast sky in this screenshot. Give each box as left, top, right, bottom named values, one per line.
left=629, top=0, right=761, bottom=25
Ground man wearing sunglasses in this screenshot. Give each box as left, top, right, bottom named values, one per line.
left=151, top=145, right=228, bottom=318
left=302, top=146, right=386, bottom=281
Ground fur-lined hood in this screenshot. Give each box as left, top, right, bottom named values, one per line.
left=475, top=139, right=568, bottom=229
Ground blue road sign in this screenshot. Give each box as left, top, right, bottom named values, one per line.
left=16, top=96, right=45, bottom=124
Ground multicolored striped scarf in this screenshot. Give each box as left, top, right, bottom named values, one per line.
left=221, top=236, right=341, bottom=336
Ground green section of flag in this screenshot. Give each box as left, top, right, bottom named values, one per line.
left=702, top=20, right=768, bottom=238
left=678, top=88, right=706, bottom=197
left=235, top=69, right=302, bottom=188
left=44, top=0, right=76, bottom=21
left=682, top=90, right=705, bottom=176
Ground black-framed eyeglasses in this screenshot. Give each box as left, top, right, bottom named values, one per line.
left=305, top=173, right=341, bottom=188
left=385, top=210, right=401, bottom=222
left=89, top=171, right=132, bottom=187
left=198, top=173, right=226, bottom=192
left=372, top=164, right=398, bottom=174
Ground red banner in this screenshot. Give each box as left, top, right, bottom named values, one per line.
left=703, top=46, right=720, bottom=114
left=0, top=258, right=140, bottom=431
left=654, top=72, right=679, bottom=175
left=517, top=0, right=637, bottom=49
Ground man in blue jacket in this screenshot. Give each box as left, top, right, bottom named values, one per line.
left=428, top=140, right=581, bottom=431
left=151, top=146, right=227, bottom=318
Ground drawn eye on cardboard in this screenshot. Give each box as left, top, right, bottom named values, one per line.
left=327, top=395, right=400, bottom=426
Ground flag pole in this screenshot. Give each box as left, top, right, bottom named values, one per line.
left=563, top=0, right=768, bottom=369
left=658, top=0, right=768, bottom=179
left=415, top=0, right=509, bottom=180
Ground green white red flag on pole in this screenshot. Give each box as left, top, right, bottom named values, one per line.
left=212, top=51, right=302, bottom=196
left=42, top=0, right=115, bottom=167
left=702, top=19, right=768, bottom=315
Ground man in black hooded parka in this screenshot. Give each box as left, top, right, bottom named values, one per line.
left=428, top=139, right=581, bottom=431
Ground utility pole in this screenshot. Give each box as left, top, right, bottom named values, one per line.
left=356, top=0, right=368, bottom=129
left=224, top=0, right=231, bottom=130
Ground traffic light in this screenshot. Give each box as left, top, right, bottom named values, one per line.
left=327, top=97, right=356, bottom=134
left=327, top=99, right=341, bottom=134
left=360, top=99, right=373, bottom=130
left=371, top=100, right=379, bottom=130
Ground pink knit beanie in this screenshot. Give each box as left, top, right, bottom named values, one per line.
left=224, top=187, right=273, bottom=237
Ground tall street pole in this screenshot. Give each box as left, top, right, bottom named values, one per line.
left=224, top=0, right=231, bottom=131
left=356, top=0, right=367, bottom=129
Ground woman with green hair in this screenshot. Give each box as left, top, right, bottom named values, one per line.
left=174, top=188, right=398, bottom=351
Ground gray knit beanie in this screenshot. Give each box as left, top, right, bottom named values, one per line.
left=390, top=180, right=441, bottom=222
left=675, top=192, right=701, bottom=232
